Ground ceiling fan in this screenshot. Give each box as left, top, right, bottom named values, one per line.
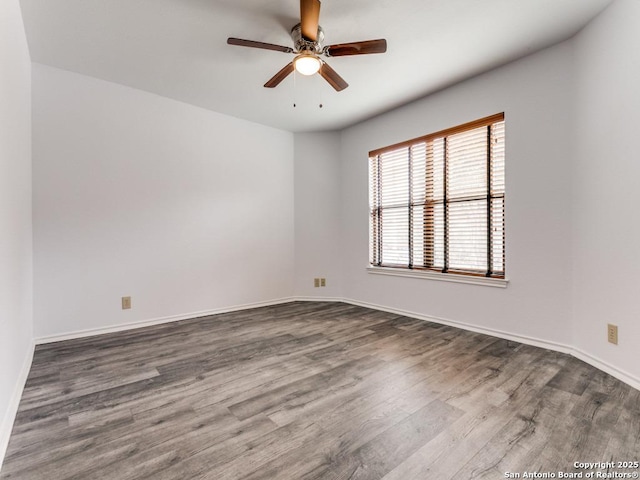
left=227, top=0, right=387, bottom=92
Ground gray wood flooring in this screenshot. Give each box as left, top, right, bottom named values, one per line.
left=2, top=301, right=638, bottom=479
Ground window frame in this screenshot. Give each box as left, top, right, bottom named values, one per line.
left=368, top=113, right=507, bottom=287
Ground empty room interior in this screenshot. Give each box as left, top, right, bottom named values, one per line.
left=1, top=0, right=639, bottom=478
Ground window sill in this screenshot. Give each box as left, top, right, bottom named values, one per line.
left=366, top=266, right=508, bottom=288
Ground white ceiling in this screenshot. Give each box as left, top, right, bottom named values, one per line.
left=19, top=0, right=612, bottom=132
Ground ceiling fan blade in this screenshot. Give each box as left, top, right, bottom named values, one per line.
left=319, top=62, right=348, bottom=92
left=300, top=0, right=320, bottom=41
left=264, top=62, right=295, bottom=88
left=324, top=39, right=387, bottom=57
left=227, top=37, right=294, bottom=54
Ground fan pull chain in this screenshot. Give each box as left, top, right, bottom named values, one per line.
left=292, top=70, right=297, bottom=108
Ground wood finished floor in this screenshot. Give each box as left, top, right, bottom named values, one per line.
left=2, top=302, right=639, bottom=479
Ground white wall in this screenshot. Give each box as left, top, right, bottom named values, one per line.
left=339, top=43, right=575, bottom=347
left=0, top=0, right=33, bottom=465
left=293, top=132, right=343, bottom=298
left=32, top=64, right=294, bottom=338
left=572, top=0, right=640, bottom=382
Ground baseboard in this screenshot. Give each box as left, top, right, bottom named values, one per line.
left=294, top=296, right=344, bottom=302
left=0, top=340, right=35, bottom=471
left=570, top=348, right=640, bottom=391
left=35, top=297, right=296, bottom=344
left=341, top=298, right=575, bottom=353
left=340, top=297, right=640, bottom=391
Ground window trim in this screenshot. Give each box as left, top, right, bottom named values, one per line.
left=368, top=113, right=506, bottom=281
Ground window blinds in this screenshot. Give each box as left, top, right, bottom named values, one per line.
left=369, top=113, right=505, bottom=278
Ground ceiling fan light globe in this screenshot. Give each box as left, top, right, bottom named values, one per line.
left=294, top=54, right=321, bottom=75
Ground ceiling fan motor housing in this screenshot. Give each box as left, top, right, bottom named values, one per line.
left=291, top=23, right=324, bottom=54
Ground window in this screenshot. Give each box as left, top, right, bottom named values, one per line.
left=369, top=113, right=505, bottom=280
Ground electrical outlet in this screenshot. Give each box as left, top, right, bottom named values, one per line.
left=122, top=296, right=132, bottom=310
left=320, top=278, right=326, bottom=287
left=314, top=278, right=320, bottom=288
left=607, top=323, right=618, bottom=345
